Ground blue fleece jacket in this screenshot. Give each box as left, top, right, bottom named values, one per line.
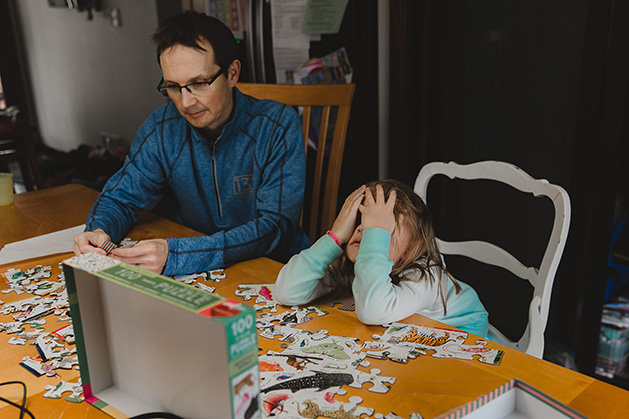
left=85, top=87, right=306, bottom=275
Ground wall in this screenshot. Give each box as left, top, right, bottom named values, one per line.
left=16, top=0, right=165, bottom=152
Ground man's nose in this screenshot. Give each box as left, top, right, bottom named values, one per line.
left=181, top=88, right=197, bottom=107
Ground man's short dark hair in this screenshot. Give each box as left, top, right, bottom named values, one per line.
left=152, top=11, right=237, bottom=72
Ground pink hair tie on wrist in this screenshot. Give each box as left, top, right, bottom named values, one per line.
left=326, top=230, right=342, bottom=249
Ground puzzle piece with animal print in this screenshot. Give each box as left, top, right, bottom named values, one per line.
left=235, top=283, right=278, bottom=312
left=427, top=339, right=504, bottom=365
left=374, top=322, right=503, bottom=365
left=285, top=331, right=365, bottom=370
left=258, top=306, right=327, bottom=329
left=292, top=395, right=374, bottom=418
left=373, top=323, right=467, bottom=352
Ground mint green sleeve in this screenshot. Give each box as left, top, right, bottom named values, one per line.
left=352, top=228, right=442, bottom=325
left=273, top=234, right=343, bottom=306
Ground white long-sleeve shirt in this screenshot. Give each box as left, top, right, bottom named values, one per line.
left=274, top=228, right=489, bottom=337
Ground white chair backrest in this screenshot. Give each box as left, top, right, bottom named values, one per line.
left=414, top=161, right=571, bottom=358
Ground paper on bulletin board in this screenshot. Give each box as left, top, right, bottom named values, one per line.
left=271, top=0, right=311, bottom=83
left=208, top=0, right=246, bottom=39
left=301, top=0, right=349, bottom=35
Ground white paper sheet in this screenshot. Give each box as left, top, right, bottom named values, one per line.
left=271, top=0, right=311, bottom=83
left=0, top=224, right=85, bottom=266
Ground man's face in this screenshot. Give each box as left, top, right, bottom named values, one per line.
left=159, top=39, right=239, bottom=134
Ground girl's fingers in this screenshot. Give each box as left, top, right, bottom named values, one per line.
left=387, top=190, right=397, bottom=208
left=363, top=187, right=375, bottom=205
left=375, top=184, right=386, bottom=202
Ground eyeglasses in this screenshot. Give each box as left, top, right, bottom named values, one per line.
left=157, top=68, right=225, bottom=98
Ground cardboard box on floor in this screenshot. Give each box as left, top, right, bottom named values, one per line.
left=63, top=253, right=260, bottom=419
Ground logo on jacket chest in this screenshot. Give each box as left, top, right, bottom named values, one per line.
left=233, top=174, right=254, bottom=195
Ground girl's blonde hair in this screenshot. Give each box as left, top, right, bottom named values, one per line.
left=327, top=179, right=460, bottom=313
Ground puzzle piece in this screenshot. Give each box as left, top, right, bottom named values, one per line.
left=235, top=283, right=279, bottom=312
left=4, top=265, right=52, bottom=285
left=360, top=340, right=419, bottom=363
left=43, top=379, right=83, bottom=403
left=1, top=295, right=42, bottom=315
left=374, top=323, right=467, bottom=351
left=172, top=272, right=206, bottom=284
left=41, top=356, right=80, bottom=377
left=50, top=324, right=74, bottom=341
left=99, top=240, right=117, bottom=256
left=193, top=282, right=216, bottom=293
left=20, top=355, right=47, bottom=376
left=375, top=413, right=424, bottom=419
left=1, top=285, right=26, bottom=295
left=428, top=339, right=504, bottom=365
left=258, top=306, right=327, bottom=330
left=262, top=352, right=325, bottom=372
left=118, top=238, right=138, bottom=248
left=35, top=335, right=75, bottom=361
left=25, top=280, right=62, bottom=296
left=294, top=395, right=374, bottom=418
left=259, top=324, right=303, bottom=341
left=348, top=368, right=396, bottom=394
left=8, top=337, right=26, bottom=345
left=0, top=321, right=24, bottom=334
left=209, top=269, right=226, bottom=282
left=318, top=293, right=356, bottom=311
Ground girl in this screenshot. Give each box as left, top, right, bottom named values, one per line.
left=274, top=179, right=489, bottom=337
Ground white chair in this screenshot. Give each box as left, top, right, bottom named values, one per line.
left=414, top=161, right=571, bottom=358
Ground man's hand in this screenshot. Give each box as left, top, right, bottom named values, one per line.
left=73, top=229, right=111, bottom=256
left=109, top=239, right=169, bottom=274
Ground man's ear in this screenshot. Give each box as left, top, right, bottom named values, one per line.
left=226, top=59, right=241, bottom=87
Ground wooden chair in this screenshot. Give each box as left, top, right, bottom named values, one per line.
left=237, top=83, right=355, bottom=242
left=415, top=161, right=571, bottom=358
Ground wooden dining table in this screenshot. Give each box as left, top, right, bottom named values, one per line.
left=1, top=183, right=628, bottom=419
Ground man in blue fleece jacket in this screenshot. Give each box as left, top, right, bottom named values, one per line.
left=72, top=12, right=307, bottom=276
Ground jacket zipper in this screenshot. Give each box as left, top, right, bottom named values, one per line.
left=210, top=142, right=223, bottom=218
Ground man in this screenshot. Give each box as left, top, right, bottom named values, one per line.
left=73, top=11, right=307, bottom=276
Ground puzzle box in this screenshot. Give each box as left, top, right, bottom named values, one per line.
left=63, top=253, right=260, bottom=419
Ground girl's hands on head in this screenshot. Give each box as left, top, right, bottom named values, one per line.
left=330, top=185, right=366, bottom=244
left=360, top=184, right=397, bottom=234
